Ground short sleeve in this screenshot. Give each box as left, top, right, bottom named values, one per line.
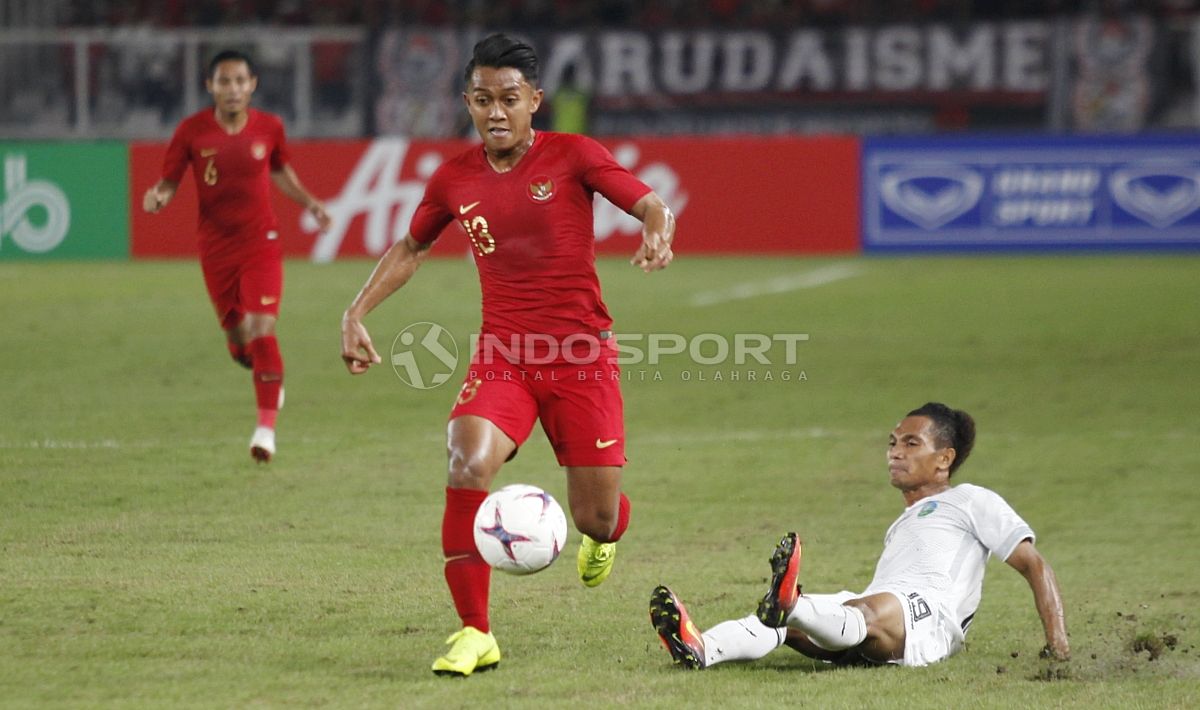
left=270, top=115, right=290, bottom=171
left=575, top=136, right=652, bottom=213
left=409, top=166, right=454, bottom=244
left=966, top=486, right=1036, bottom=561
left=161, top=120, right=191, bottom=183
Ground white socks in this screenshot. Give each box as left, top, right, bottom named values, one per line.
left=786, top=594, right=868, bottom=651
left=700, top=615, right=786, bottom=667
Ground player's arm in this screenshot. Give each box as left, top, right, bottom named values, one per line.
left=1005, top=539, right=1070, bottom=660
left=142, top=179, right=179, bottom=213
left=629, top=191, right=675, bottom=273
left=271, top=165, right=331, bottom=231
left=340, top=234, right=433, bottom=374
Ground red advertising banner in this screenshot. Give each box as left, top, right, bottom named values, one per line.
left=130, top=135, right=859, bottom=259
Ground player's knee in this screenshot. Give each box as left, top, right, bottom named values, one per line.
left=446, top=449, right=496, bottom=489
left=239, top=315, right=276, bottom=341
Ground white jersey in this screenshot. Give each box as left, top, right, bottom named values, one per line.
left=863, top=483, right=1035, bottom=637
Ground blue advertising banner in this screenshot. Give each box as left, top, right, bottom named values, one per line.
left=862, top=134, right=1200, bottom=251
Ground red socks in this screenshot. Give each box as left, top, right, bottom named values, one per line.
left=247, top=336, right=283, bottom=428
left=608, top=492, right=631, bottom=542
left=443, top=487, right=491, bottom=632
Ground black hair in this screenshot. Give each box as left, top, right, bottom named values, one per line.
left=463, top=34, right=539, bottom=86
left=208, top=50, right=256, bottom=78
left=907, top=402, right=976, bottom=476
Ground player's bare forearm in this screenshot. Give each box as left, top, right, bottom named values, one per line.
left=341, top=235, right=430, bottom=373
left=271, top=166, right=331, bottom=230
left=629, top=191, right=675, bottom=272
left=142, top=179, right=178, bottom=213
left=1006, top=540, right=1070, bottom=660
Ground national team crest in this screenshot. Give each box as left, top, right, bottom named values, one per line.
left=528, top=176, right=555, bottom=203
left=251, top=142, right=267, bottom=160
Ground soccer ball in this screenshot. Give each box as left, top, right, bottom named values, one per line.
left=473, top=484, right=568, bottom=575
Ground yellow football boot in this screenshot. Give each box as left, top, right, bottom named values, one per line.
left=431, top=627, right=501, bottom=677
left=577, top=534, right=617, bottom=588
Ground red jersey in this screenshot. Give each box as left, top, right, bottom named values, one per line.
left=409, top=132, right=651, bottom=359
left=162, top=108, right=290, bottom=250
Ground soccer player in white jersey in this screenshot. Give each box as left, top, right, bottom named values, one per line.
left=650, top=402, right=1070, bottom=669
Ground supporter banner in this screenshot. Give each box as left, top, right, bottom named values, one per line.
left=0, top=142, right=128, bottom=259
left=131, top=135, right=860, bottom=260
left=374, top=26, right=1051, bottom=131
left=862, top=134, right=1200, bottom=250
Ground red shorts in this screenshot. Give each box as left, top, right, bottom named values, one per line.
left=199, top=232, right=283, bottom=331
left=449, top=354, right=626, bottom=468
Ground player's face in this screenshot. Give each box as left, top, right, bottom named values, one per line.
left=464, top=66, right=543, bottom=156
left=887, top=416, right=954, bottom=491
left=206, top=60, right=257, bottom=116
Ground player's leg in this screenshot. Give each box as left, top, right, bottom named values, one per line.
left=538, top=357, right=629, bottom=587
left=649, top=585, right=786, bottom=670
left=223, top=324, right=253, bottom=369
left=237, top=254, right=284, bottom=462
left=200, top=255, right=249, bottom=368
left=783, top=627, right=856, bottom=663
left=565, top=464, right=629, bottom=587
left=238, top=311, right=282, bottom=460
left=842, top=593, right=906, bottom=663
left=756, top=534, right=905, bottom=661
left=434, top=368, right=538, bottom=676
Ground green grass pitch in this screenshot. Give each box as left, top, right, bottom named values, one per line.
left=1, top=255, right=1198, bottom=708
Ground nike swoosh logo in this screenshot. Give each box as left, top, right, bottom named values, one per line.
left=200, top=148, right=218, bottom=157
left=261, top=296, right=278, bottom=305
left=595, top=438, right=618, bottom=449
left=443, top=553, right=473, bottom=563
left=459, top=201, right=481, bottom=214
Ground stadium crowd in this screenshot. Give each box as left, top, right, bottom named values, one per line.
left=58, top=0, right=1198, bottom=28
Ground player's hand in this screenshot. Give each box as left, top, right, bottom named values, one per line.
left=142, top=186, right=168, bottom=213
left=308, top=201, right=332, bottom=232
left=630, top=232, right=674, bottom=273
left=341, top=317, right=381, bottom=375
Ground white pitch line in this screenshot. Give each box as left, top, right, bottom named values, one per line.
left=691, top=263, right=862, bottom=307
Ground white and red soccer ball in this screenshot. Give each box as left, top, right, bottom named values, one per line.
left=473, top=484, right=568, bottom=575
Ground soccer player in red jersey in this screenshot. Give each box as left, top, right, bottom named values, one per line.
left=142, top=50, right=330, bottom=463
left=340, top=34, right=676, bottom=676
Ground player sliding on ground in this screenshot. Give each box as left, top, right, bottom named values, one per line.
left=341, top=34, right=675, bottom=676
left=142, top=50, right=330, bottom=463
left=651, top=402, right=1070, bottom=669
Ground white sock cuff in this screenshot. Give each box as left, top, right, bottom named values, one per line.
left=787, top=597, right=868, bottom=651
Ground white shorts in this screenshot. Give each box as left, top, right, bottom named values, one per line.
left=820, top=589, right=964, bottom=668
left=878, top=588, right=964, bottom=667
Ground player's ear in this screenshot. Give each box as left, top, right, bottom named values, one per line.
left=940, top=447, right=957, bottom=474
left=248, top=75, right=258, bottom=93
left=529, top=87, right=544, bottom=113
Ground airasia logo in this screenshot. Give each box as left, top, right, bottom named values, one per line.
left=304, top=139, right=688, bottom=262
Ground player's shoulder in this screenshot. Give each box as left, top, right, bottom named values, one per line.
left=250, top=109, right=286, bottom=130
left=540, top=131, right=607, bottom=155
left=176, top=108, right=213, bottom=132
left=947, top=482, right=1012, bottom=509
left=430, top=142, right=486, bottom=180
